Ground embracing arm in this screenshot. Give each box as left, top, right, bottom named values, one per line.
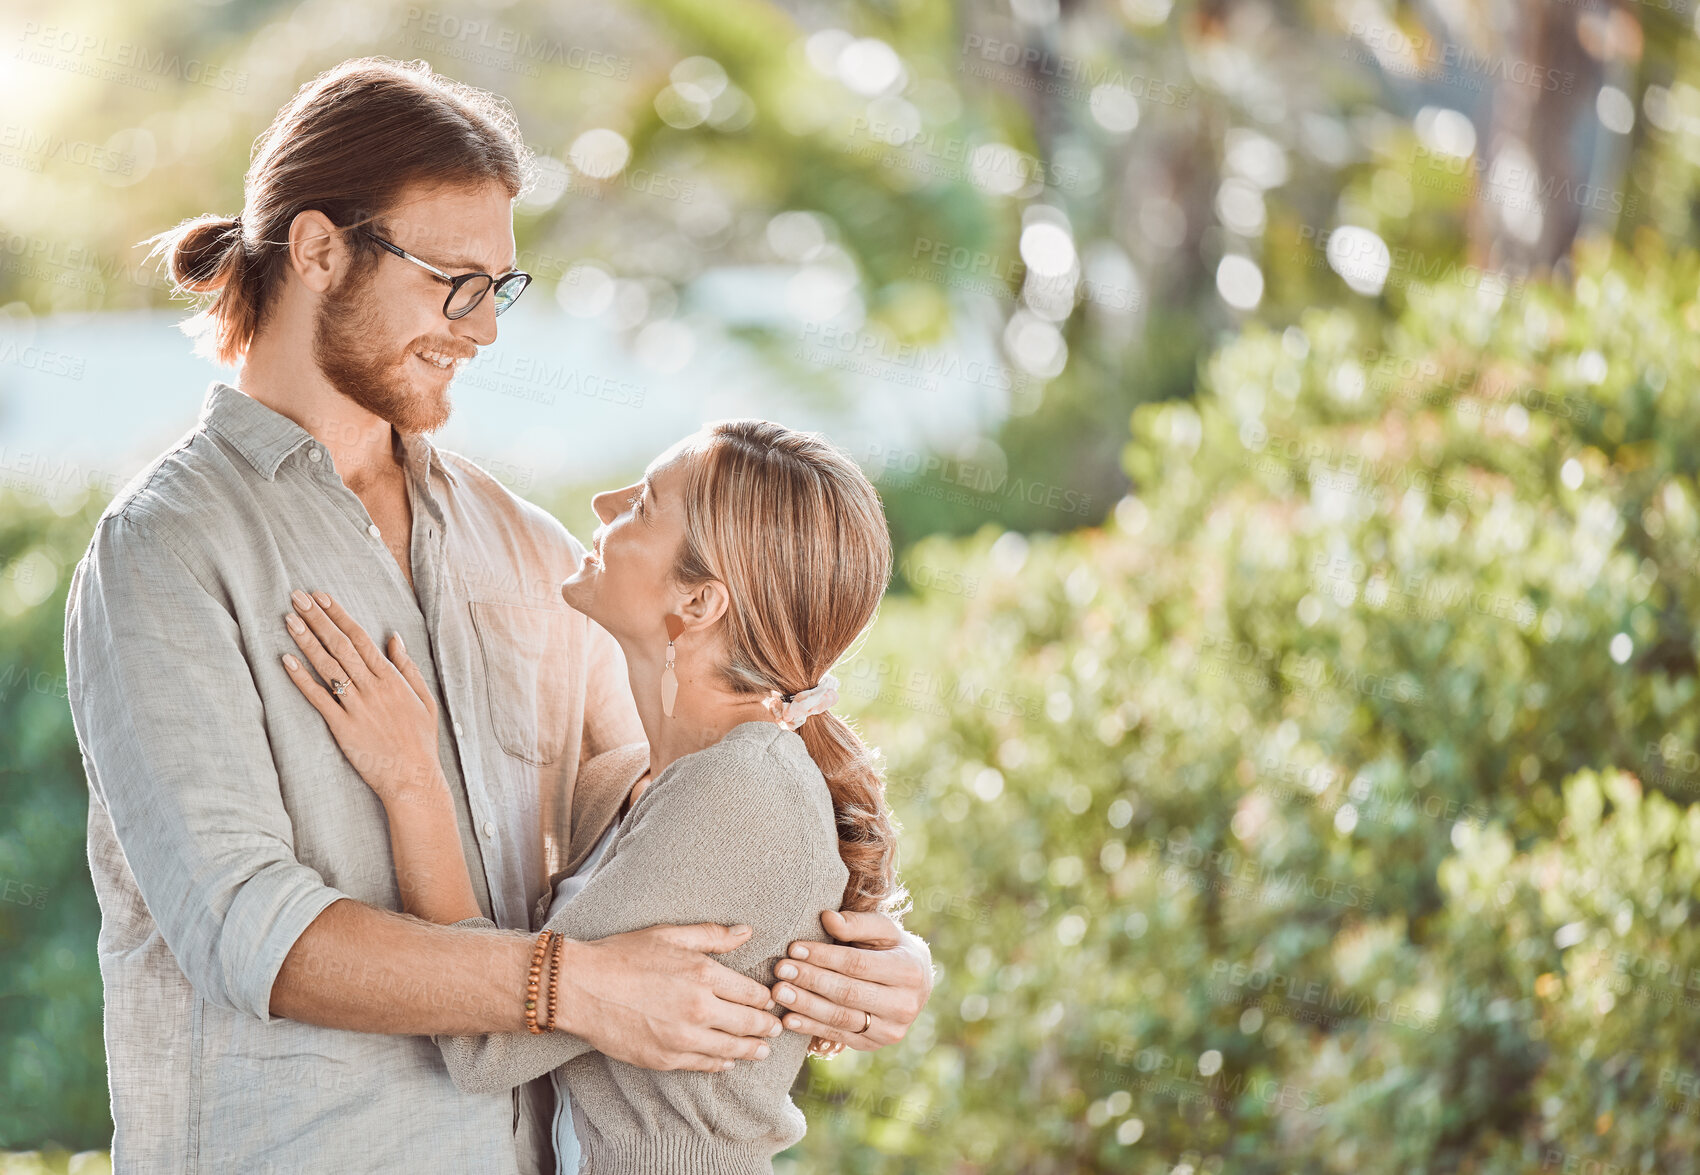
left=376, top=781, right=482, bottom=923
left=436, top=739, right=818, bottom=1095
left=280, top=591, right=480, bottom=925
left=269, top=900, right=536, bottom=1033
left=278, top=590, right=786, bottom=1068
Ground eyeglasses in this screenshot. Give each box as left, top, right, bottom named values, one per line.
left=359, top=228, right=532, bottom=320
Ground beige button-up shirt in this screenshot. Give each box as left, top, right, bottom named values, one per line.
left=63, top=381, right=643, bottom=1174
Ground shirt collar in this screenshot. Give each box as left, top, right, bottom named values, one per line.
left=199, top=382, right=310, bottom=480
left=198, top=381, right=459, bottom=488
left=397, top=427, right=460, bottom=489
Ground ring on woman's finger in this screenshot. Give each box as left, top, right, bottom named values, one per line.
left=330, top=678, right=351, bottom=699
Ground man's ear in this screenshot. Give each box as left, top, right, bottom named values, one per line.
left=677, top=579, right=731, bottom=634
left=287, top=209, right=348, bottom=295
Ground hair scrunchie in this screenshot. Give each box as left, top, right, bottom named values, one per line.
left=762, top=673, right=841, bottom=732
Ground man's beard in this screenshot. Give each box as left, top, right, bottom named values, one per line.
left=311, top=264, right=456, bottom=435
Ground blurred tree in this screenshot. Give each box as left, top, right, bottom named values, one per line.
left=0, top=494, right=110, bottom=1151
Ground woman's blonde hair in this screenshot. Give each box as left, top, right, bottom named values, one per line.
left=671, top=420, right=907, bottom=917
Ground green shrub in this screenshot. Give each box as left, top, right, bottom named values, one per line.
left=788, top=235, right=1700, bottom=1172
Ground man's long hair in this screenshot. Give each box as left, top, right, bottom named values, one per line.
left=145, top=57, right=533, bottom=366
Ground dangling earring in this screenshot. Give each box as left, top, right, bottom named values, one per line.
left=661, top=615, right=685, bottom=717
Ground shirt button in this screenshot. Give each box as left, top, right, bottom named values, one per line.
left=453, top=721, right=464, bottom=737
left=482, top=820, right=495, bottom=838
left=307, top=447, right=322, bottom=462
left=367, top=523, right=381, bottom=539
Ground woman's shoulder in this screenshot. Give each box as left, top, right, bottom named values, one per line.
left=673, top=721, right=819, bottom=780
left=591, top=723, right=847, bottom=921
left=715, top=720, right=820, bottom=765
left=647, top=723, right=836, bottom=830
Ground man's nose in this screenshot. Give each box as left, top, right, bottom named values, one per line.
left=455, top=292, right=500, bottom=347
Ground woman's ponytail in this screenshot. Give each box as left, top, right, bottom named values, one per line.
left=797, top=711, right=909, bottom=916
left=669, top=420, right=909, bottom=921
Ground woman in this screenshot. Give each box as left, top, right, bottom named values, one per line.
left=277, top=419, right=907, bottom=1173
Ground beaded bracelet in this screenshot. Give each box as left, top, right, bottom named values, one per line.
left=525, top=929, right=555, bottom=1034
left=544, top=933, right=563, bottom=1035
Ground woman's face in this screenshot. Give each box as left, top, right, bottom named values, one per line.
left=559, top=454, right=689, bottom=642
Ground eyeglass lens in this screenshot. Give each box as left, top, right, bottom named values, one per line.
left=445, top=273, right=530, bottom=319
left=445, top=276, right=494, bottom=318
left=491, top=274, right=530, bottom=315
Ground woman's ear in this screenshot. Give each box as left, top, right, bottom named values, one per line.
left=678, top=579, right=731, bottom=633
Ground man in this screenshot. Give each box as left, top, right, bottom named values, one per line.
left=64, top=57, right=931, bottom=1174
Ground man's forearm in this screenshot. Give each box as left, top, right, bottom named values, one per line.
left=269, top=897, right=534, bottom=1034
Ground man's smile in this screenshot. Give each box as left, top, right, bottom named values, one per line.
left=413, top=347, right=470, bottom=370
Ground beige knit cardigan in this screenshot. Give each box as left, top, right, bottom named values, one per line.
left=433, top=721, right=849, bottom=1175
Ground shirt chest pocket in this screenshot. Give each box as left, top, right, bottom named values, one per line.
left=469, top=599, right=578, bottom=766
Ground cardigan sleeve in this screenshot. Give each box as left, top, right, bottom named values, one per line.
left=431, top=734, right=838, bottom=1096
left=430, top=916, right=595, bottom=1095
left=539, top=738, right=826, bottom=976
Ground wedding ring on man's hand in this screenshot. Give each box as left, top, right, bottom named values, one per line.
left=330, top=678, right=350, bottom=699
left=860, top=1010, right=873, bottom=1034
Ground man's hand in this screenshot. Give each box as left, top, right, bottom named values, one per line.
left=554, top=923, right=785, bottom=1072
left=769, top=909, right=935, bottom=1051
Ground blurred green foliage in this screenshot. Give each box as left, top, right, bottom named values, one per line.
left=10, top=193, right=1700, bottom=1175
left=0, top=1154, right=109, bottom=1175
left=0, top=495, right=107, bottom=1150
left=777, top=235, right=1700, bottom=1172
left=8, top=0, right=1700, bottom=1168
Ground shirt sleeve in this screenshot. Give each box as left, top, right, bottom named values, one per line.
left=63, top=509, right=349, bottom=1021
